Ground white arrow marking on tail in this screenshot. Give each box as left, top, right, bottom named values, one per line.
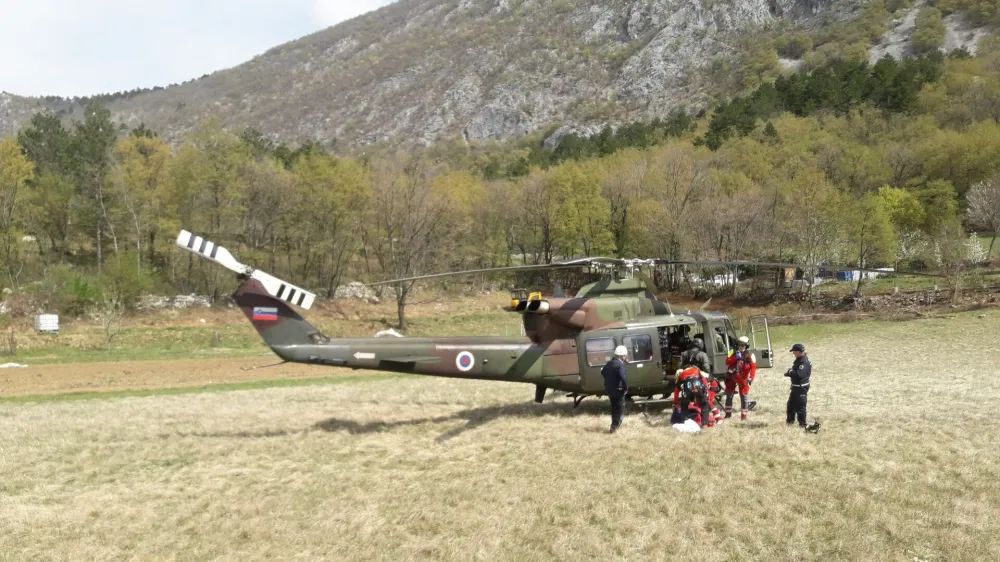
left=354, top=352, right=376, bottom=360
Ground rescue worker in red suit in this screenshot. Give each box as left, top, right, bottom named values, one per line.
left=724, top=336, right=757, bottom=420
left=673, top=366, right=714, bottom=427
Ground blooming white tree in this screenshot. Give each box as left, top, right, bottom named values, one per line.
left=965, top=234, right=987, bottom=264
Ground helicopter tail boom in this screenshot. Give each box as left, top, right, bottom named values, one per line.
left=230, top=275, right=588, bottom=391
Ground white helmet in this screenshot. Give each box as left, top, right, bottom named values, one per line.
left=738, top=336, right=749, bottom=346
left=614, top=345, right=628, bottom=357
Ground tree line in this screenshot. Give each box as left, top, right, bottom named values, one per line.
left=3, top=47, right=1000, bottom=328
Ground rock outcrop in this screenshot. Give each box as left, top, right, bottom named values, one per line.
left=1, top=0, right=876, bottom=148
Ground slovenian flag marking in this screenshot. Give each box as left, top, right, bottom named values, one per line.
left=253, top=307, right=279, bottom=321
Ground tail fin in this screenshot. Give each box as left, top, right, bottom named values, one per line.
left=233, top=277, right=329, bottom=351
left=175, top=230, right=326, bottom=352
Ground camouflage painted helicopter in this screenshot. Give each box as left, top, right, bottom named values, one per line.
left=175, top=230, right=941, bottom=407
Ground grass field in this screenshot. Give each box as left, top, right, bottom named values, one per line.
left=2, top=307, right=1000, bottom=561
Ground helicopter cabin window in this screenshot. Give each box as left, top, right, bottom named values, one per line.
left=585, top=337, right=616, bottom=367
left=724, top=320, right=738, bottom=350
left=623, top=335, right=653, bottom=362
left=690, top=324, right=706, bottom=349
left=712, top=326, right=729, bottom=354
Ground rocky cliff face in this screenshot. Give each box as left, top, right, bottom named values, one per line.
left=0, top=0, right=866, bottom=147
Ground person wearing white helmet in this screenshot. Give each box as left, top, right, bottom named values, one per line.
left=724, top=335, right=757, bottom=420
left=601, top=345, right=629, bottom=433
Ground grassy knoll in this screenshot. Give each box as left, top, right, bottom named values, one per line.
left=1, top=309, right=999, bottom=561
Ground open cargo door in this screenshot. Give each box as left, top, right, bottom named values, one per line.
left=749, top=315, right=774, bottom=368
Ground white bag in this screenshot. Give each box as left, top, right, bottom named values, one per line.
left=672, top=419, right=701, bottom=433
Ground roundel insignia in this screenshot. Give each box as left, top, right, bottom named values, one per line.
left=456, top=351, right=475, bottom=372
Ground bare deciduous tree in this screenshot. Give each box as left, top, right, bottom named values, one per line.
left=368, top=155, right=452, bottom=331
left=601, top=149, right=650, bottom=257
left=966, top=176, right=1000, bottom=258
left=96, top=293, right=125, bottom=350
left=930, top=220, right=971, bottom=304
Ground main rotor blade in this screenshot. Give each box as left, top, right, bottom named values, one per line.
left=369, top=254, right=955, bottom=287
left=653, top=259, right=947, bottom=279
left=366, top=257, right=624, bottom=286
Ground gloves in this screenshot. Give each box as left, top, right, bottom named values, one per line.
left=734, top=352, right=743, bottom=360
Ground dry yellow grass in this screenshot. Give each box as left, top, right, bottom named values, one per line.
left=2, top=309, right=1000, bottom=561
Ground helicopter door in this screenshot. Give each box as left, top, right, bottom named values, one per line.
left=620, top=330, right=660, bottom=390
left=749, top=315, right=774, bottom=368
left=578, top=331, right=661, bottom=394
left=580, top=335, right=617, bottom=393
left=708, top=320, right=733, bottom=377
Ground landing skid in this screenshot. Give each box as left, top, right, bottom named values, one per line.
left=240, top=360, right=288, bottom=372
left=573, top=394, right=586, bottom=409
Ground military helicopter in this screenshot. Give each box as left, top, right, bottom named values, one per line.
left=174, top=230, right=943, bottom=408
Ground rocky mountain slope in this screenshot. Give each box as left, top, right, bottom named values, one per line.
left=0, top=0, right=905, bottom=148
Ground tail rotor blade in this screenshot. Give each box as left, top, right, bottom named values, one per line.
left=249, top=269, right=316, bottom=310
left=176, top=230, right=250, bottom=276
left=175, top=230, right=316, bottom=310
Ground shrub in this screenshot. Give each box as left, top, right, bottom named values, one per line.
left=912, top=8, right=946, bottom=55
left=776, top=32, right=813, bottom=59
left=98, top=252, right=154, bottom=312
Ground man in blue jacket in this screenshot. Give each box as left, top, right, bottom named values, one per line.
left=602, top=345, right=629, bottom=433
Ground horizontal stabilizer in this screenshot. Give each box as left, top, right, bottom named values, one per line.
left=175, top=230, right=316, bottom=310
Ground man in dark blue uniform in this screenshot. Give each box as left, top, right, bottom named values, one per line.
left=602, top=345, right=629, bottom=433
left=785, top=343, right=812, bottom=426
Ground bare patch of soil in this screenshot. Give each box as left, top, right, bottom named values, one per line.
left=0, top=357, right=349, bottom=397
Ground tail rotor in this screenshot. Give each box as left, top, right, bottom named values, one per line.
left=175, top=230, right=316, bottom=310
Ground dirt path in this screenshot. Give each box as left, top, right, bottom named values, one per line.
left=0, top=356, right=351, bottom=397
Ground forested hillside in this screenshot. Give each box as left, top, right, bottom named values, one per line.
left=3, top=1, right=1000, bottom=329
